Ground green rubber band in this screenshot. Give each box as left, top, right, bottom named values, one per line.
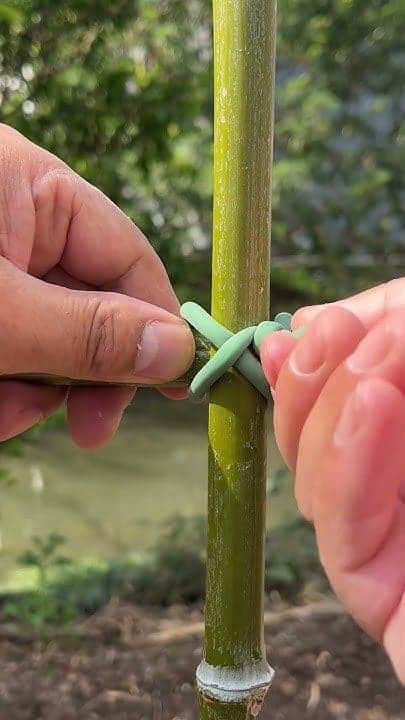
left=252, top=321, right=284, bottom=355
left=274, top=312, right=293, bottom=330
left=180, top=302, right=293, bottom=402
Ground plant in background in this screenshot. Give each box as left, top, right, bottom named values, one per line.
left=132, top=514, right=206, bottom=606
left=1, top=0, right=401, bottom=308
left=0, top=439, right=23, bottom=557
left=266, top=518, right=328, bottom=602
left=1, top=515, right=326, bottom=630
left=49, top=515, right=207, bottom=614
left=4, top=532, right=75, bottom=637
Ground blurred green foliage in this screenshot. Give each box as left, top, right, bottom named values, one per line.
left=49, top=515, right=207, bottom=613
left=1, top=516, right=326, bottom=628
left=0, top=0, right=402, bottom=310
left=4, top=532, right=75, bottom=636
left=274, top=0, right=404, bottom=302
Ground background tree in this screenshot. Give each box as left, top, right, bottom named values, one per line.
left=0, top=0, right=403, bottom=309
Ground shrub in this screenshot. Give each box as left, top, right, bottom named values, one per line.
left=2, top=515, right=328, bottom=630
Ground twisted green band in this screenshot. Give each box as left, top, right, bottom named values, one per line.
left=180, top=302, right=293, bottom=402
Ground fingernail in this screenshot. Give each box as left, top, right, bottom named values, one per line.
left=346, top=325, right=391, bottom=373
left=293, top=305, right=322, bottom=328
left=289, top=325, right=325, bottom=374
left=334, top=382, right=370, bottom=446
left=134, top=320, right=194, bottom=381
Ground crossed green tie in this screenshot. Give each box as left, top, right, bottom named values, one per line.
left=180, top=302, right=294, bottom=402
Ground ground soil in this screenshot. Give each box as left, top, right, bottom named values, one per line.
left=0, top=601, right=404, bottom=720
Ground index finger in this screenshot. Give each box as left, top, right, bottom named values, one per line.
left=33, top=169, right=179, bottom=314
left=293, top=278, right=405, bottom=332
left=65, top=178, right=180, bottom=313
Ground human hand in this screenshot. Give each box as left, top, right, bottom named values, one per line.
left=261, top=279, right=405, bottom=682
left=0, top=124, right=194, bottom=448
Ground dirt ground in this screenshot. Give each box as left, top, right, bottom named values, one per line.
left=0, top=601, right=404, bottom=720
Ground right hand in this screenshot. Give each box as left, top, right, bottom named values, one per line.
left=260, top=279, right=405, bottom=683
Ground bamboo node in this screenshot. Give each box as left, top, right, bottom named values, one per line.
left=196, top=659, right=274, bottom=704
left=180, top=302, right=293, bottom=402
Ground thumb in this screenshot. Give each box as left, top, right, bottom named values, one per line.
left=0, top=260, right=195, bottom=383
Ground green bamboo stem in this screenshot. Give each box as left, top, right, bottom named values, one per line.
left=197, top=1, right=277, bottom=718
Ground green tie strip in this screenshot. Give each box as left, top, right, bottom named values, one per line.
left=180, top=302, right=293, bottom=402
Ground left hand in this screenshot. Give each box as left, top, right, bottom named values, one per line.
left=0, top=124, right=194, bottom=448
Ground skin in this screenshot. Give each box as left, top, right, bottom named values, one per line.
left=260, top=278, right=405, bottom=685
left=0, top=124, right=194, bottom=448
left=2, top=124, right=404, bottom=684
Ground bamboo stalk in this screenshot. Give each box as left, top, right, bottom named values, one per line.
left=197, top=1, right=277, bottom=718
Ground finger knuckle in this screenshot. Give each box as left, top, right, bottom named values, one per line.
left=33, top=168, right=80, bottom=218
left=82, top=300, right=122, bottom=377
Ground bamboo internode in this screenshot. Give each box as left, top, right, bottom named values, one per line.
left=197, top=1, right=278, bottom=718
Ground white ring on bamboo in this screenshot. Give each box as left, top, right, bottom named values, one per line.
left=196, top=659, right=274, bottom=704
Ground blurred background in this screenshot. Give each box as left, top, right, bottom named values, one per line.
left=0, top=1, right=404, bottom=718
